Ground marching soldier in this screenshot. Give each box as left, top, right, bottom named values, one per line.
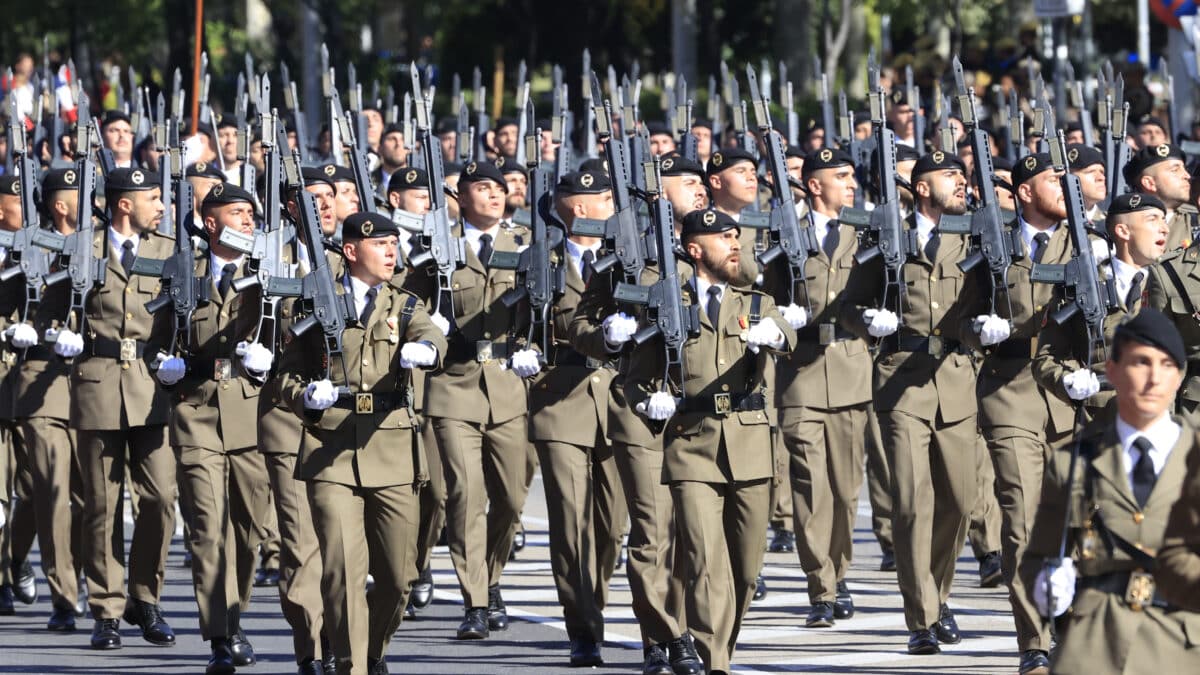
left=68, top=167, right=178, bottom=650
left=280, top=211, right=447, bottom=675
left=1157, top=434, right=1200, bottom=610
left=1144, top=244, right=1200, bottom=418
left=706, top=148, right=762, bottom=286
left=1067, top=144, right=1108, bottom=224
left=626, top=207, right=795, bottom=674
left=840, top=151, right=978, bottom=655
left=1124, top=144, right=1192, bottom=253
left=0, top=174, right=24, bottom=614
left=1023, top=309, right=1200, bottom=674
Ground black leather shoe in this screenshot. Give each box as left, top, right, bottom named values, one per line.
left=907, top=628, right=940, bottom=655
left=513, top=528, right=526, bottom=552
left=410, top=567, right=434, bottom=608
left=1019, top=649, right=1051, bottom=675
left=642, top=643, right=674, bottom=675
left=182, top=550, right=193, bottom=568
left=403, top=600, right=417, bottom=619
left=367, top=656, right=388, bottom=674
left=486, top=584, right=509, bottom=631
left=207, top=638, right=236, bottom=675
left=569, top=637, right=604, bottom=667
left=90, top=618, right=122, bottom=650
left=879, top=548, right=896, bottom=572
left=230, top=629, right=255, bottom=666
left=834, top=580, right=854, bottom=619
left=322, top=651, right=336, bottom=674
left=805, top=602, right=835, bottom=627
left=753, top=575, right=768, bottom=601
left=47, top=605, right=77, bottom=631
left=978, top=551, right=1003, bottom=588
left=0, top=585, right=15, bottom=615
left=933, top=605, right=961, bottom=644
left=666, top=634, right=704, bottom=675
left=297, top=658, right=325, bottom=675
left=617, top=543, right=628, bottom=570
left=123, top=599, right=176, bottom=646
left=254, top=567, right=280, bottom=587
left=456, top=607, right=489, bottom=639
left=13, top=559, right=37, bottom=605
left=768, top=529, right=796, bottom=553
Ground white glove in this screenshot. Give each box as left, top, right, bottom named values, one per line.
left=508, top=348, right=542, bottom=378
left=399, top=341, right=438, bottom=369
left=6, top=323, right=38, bottom=348
left=430, top=312, right=451, bottom=336
left=780, top=304, right=809, bottom=330
left=237, top=341, right=274, bottom=373
left=864, top=308, right=899, bottom=337
left=154, top=353, right=186, bottom=386
left=636, top=391, right=677, bottom=421
left=52, top=328, right=84, bottom=358
left=745, top=319, right=786, bottom=354
left=602, top=312, right=638, bottom=348
left=303, top=379, right=338, bottom=410
left=1063, top=368, right=1101, bottom=401
left=975, top=314, right=1011, bottom=346
left=1033, top=559, right=1076, bottom=618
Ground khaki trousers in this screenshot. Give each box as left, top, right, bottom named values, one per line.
left=865, top=407, right=893, bottom=553
left=265, top=450, right=326, bottom=663
left=968, top=434, right=1003, bottom=559
left=13, top=418, right=82, bottom=610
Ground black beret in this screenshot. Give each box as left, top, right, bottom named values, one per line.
left=388, top=167, right=429, bottom=193
left=895, top=144, right=920, bottom=163
left=1113, top=308, right=1185, bottom=369
left=888, top=89, right=909, bottom=107
left=201, top=182, right=254, bottom=209
left=494, top=117, right=518, bottom=130
left=0, top=175, right=20, bottom=196
left=853, top=111, right=872, bottom=127
left=42, top=168, right=82, bottom=194
left=707, top=147, right=756, bottom=175
left=659, top=153, right=705, bottom=178
left=341, top=211, right=399, bottom=240
left=444, top=161, right=464, bottom=176
left=105, top=167, right=161, bottom=194
left=801, top=146, right=854, bottom=178
left=320, top=163, right=356, bottom=184
left=1066, top=120, right=1084, bottom=134
left=191, top=120, right=215, bottom=139
left=681, top=208, right=739, bottom=237
left=493, top=156, right=525, bottom=175
left=912, top=150, right=966, bottom=178
left=216, top=115, right=238, bottom=130
left=459, top=160, right=508, bottom=192
left=1012, top=153, right=1055, bottom=186
left=383, top=123, right=405, bottom=137
left=1066, top=144, right=1104, bottom=170
left=646, top=121, right=672, bottom=137
left=299, top=166, right=337, bottom=190
left=578, top=157, right=609, bottom=174
left=991, top=155, right=1014, bottom=172
left=556, top=170, right=611, bottom=196
left=1124, top=143, right=1185, bottom=185
left=100, top=110, right=131, bottom=129
left=186, top=160, right=225, bottom=181
left=691, top=118, right=713, bottom=129
left=536, top=118, right=551, bottom=133
left=804, top=117, right=820, bottom=132
left=784, top=146, right=806, bottom=160
left=1106, top=192, right=1166, bottom=218
left=1137, top=115, right=1167, bottom=131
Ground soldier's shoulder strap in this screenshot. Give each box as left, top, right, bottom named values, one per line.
left=1159, top=254, right=1200, bottom=323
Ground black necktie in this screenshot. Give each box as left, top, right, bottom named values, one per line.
left=1126, top=271, right=1145, bottom=309
left=924, top=231, right=939, bottom=261
left=360, top=286, right=378, bottom=325
left=1131, top=436, right=1157, bottom=507
left=478, top=233, right=494, bottom=267
left=706, top=285, right=721, bottom=327
left=217, top=263, right=237, bottom=298
left=581, top=249, right=595, bottom=285
left=823, top=224, right=840, bottom=259
left=120, top=239, right=135, bottom=276
left=1031, top=232, right=1050, bottom=263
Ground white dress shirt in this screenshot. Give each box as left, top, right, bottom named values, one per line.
left=344, top=275, right=383, bottom=319
left=809, top=210, right=833, bottom=255
left=914, top=211, right=937, bottom=250
left=209, top=252, right=245, bottom=290
left=1019, top=218, right=1058, bottom=258
left=1108, top=256, right=1143, bottom=307
left=696, top=277, right=727, bottom=317
left=109, top=228, right=140, bottom=259
left=463, top=221, right=500, bottom=258
left=1116, top=412, right=1181, bottom=487
left=564, top=237, right=601, bottom=279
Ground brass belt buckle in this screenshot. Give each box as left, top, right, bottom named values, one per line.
left=713, top=392, right=732, bottom=415
left=928, top=335, right=944, bottom=358
left=819, top=323, right=836, bottom=346
left=213, top=358, right=232, bottom=381
left=1125, top=570, right=1156, bottom=611
left=119, top=338, right=137, bottom=362
left=475, top=340, right=494, bottom=363
left=355, top=393, right=374, bottom=415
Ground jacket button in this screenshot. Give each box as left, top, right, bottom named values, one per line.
left=219, top=336, right=227, bottom=343
left=930, top=301, right=940, bottom=309
left=675, top=425, right=683, bottom=432
left=1133, top=512, right=1145, bottom=524
left=362, top=359, right=370, bottom=366
left=125, top=287, right=132, bottom=294
left=828, top=291, right=836, bottom=301
left=222, top=383, right=229, bottom=390
left=453, top=283, right=460, bottom=290
left=121, top=362, right=129, bottom=370
left=721, top=383, right=730, bottom=391
left=125, top=312, right=133, bottom=320
left=591, top=376, right=600, bottom=383
left=483, top=332, right=491, bottom=339
left=718, top=359, right=726, bottom=366
left=933, top=328, right=941, bottom=336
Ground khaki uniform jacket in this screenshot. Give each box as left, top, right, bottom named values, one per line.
left=167, top=253, right=262, bottom=452
left=1166, top=206, right=1197, bottom=255
left=401, top=223, right=530, bottom=425
left=10, top=273, right=72, bottom=420
left=0, top=268, right=26, bottom=419
left=1033, top=261, right=1140, bottom=436
left=528, top=255, right=613, bottom=446
left=773, top=220, right=872, bottom=410
left=70, top=228, right=174, bottom=430
left=1022, top=418, right=1200, bottom=672
left=625, top=283, right=796, bottom=484
left=279, top=281, right=446, bottom=488
left=1145, top=245, right=1200, bottom=410
left=839, top=217, right=978, bottom=423
left=1157, top=445, right=1200, bottom=611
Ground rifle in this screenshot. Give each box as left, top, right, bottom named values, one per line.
left=581, top=49, right=598, bottom=159
left=347, top=63, right=369, bottom=155
left=456, top=100, right=473, bottom=164
left=674, top=76, right=699, bottom=162
left=837, top=91, right=868, bottom=209
left=815, top=58, right=835, bottom=148
left=1009, top=90, right=1027, bottom=161
left=707, top=75, right=722, bottom=150
left=473, top=67, right=490, bottom=161
left=950, top=56, right=1023, bottom=319
left=746, top=65, right=820, bottom=309
left=514, top=61, right=529, bottom=164
left=1107, top=76, right=1131, bottom=203
left=1067, top=70, right=1094, bottom=146
left=729, top=78, right=758, bottom=159
left=552, top=84, right=572, bottom=183
left=906, top=65, right=925, bottom=151
left=280, top=61, right=309, bottom=163
left=335, top=92, right=378, bottom=214
left=841, top=54, right=919, bottom=326
left=235, top=84, right=257, bottom=195
left=151, top=92, right=176, bottom=239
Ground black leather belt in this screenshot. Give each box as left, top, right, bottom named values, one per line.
left=87, top=336, right=148, bottom=361
left=1079, top=570, right=1174, bottom=611
left=679, top=391, right=766, bottom=415
left=18, top=345, right=55, bottom=362
left=988, top=338, right=1035, bottom=360
left=883, top=334, right=971, bottom=357
left=446, top=338, right=512, bottom=364
left=186, top=357, right=237, bottom=381
left=798, top=322, right=856, bottom=347
left=332, top=391, right=410, bottom=415
left=552, top=348, right=612, bottom=369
